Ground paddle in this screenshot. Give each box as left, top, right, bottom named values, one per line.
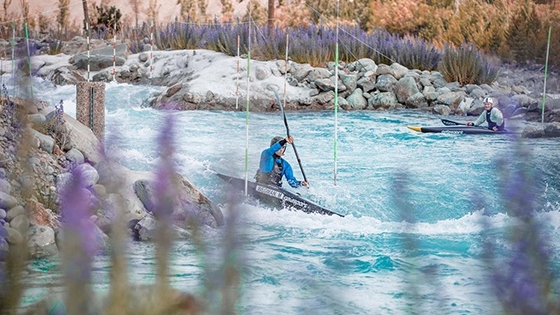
left=441, top=118, right=466, bottom=126
left=441, top=118, right=496, bottom=131
left=272, top=90, right=308, bottom=184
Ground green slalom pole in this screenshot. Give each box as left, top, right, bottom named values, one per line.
left=244, top=14, right=252, bottom=197
left=333, top=0, right=340, bottom=186
left=24, top=22, right=33, bottom=98
left=541, top=26, right=552, bottom=124
left=10, top=24, right=15, bottom=94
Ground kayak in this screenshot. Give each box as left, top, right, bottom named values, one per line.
left=216, top=173, right=344, bottom=217
left=407, top=125, right=516, bottom=134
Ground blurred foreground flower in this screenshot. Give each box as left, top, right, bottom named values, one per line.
left=59, top=165, right=101, bottom=315
left=484, top=142, right=560, bottom=315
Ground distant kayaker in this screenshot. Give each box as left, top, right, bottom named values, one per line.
left=466, top=97, right=505, bottom=131
left=255, top=136, right=309, bottom=188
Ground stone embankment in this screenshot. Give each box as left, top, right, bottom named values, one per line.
left=0, top=96, right=223, bottom=260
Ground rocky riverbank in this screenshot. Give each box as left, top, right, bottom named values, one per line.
left=0, top=95, right=223, bottom=260
left=8, top=36, right=559, bottom=138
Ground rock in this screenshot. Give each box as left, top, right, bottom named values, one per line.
left=26, top=200, right=57, bottom=227
left=0, top=191, right=18, bottom=210
left=395, top=76, right=420, bottom=104
left=315, top=78, right=336, bottom=92
left=0, top=236, right=8, bottom=261
left=522, top=125, right=545, bottom=138
left=65, top=148, right=85, bottom=166
left=255, top=65, right=271, bottom=80
left=46, top=66, right=87, bottom=85
left=290, top=63, right=313, bottom=82
left=0, top=177, right=10, bottom=193
left=6, top=205, right=25, bottom=222
left=390, top=63, right=409, bottom=79
left=375, top=74, right=397, bottom=93
left=10, top=214, right=30, bottom=235
left=30, top=129, right=55, bottom=154
left=134, top=215, right=156, bottom=241
left=357, top=75, right=376, bottom=93
left=75, top=163, right=100, bottom=187
left=307, top=68, right=331, bottom=82
left=369, top=92, right=399, bottom=110
left=27, top=225, right=58, bottom=258
left=134, top=173, right=223, bottom=228
left=349, top=58, right=377, bottom=73
left=61, top=114, right=102, bottom=164
left=544, top=122, right=560, bottom=137
left=346, top=88, right=367, bottom=109
left=27, top=113, right=47, bottom=129
left=339, top=73, right=358, bottom=92
left=407, top=92, right=429, bottom=108
left=5, top=226, right=23, bottom=245
left=432, top=104, right=451, bottom=115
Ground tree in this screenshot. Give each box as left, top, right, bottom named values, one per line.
left=506, top=0, right=540, bottom=63
left=267, top=0, right=274, bottom=37
left=57, top=0, right=70, bottom=31
left=128, top=0, right=142, bottom=31
left=92, top=4, right=122, bottom=32
left=146, top=0, right=160, bottom=25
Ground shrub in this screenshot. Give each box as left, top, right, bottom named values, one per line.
left=92, top=4, right=122, bottom=33
left=156, top=19, right=207, bottom=50
left=47, top=30, right=65, bottom=55
left=438, top=43, right=500, bottom=85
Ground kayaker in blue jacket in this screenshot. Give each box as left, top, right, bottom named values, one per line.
left=466, top=97, right=504, bottom=131
left=255, top=136, right=309, bottom=188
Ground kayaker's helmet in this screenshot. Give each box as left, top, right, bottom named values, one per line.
left=270, top=136, right=286, bottom=149
left=483, top=97, right=494, bottom=105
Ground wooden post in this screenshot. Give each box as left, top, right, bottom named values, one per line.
left=76, top=82, right=105, bottom=141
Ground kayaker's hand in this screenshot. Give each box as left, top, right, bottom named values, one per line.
left=285, top=135, right=294, bottom=144
left=492, top=126, right=498, bottom=131
left=301, top=181, right=309, bottom=187
left=466, top=122, right=473, bottom=126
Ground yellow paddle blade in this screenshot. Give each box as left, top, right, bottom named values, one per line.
left=407, top=126, right=422, bottom=132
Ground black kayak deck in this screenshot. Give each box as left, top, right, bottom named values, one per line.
left=216, top=173, right=344, bottom=217
left=407, top=125, right=516, bottom=134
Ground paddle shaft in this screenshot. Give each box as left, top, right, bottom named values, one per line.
left=273, top=90, right=308, bottom=183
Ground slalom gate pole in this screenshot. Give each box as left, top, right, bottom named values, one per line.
left=236, top=34, right=240, bottom=109
left=541, top=26, right=552, bottom=124
left=244, top=8, right=252, bottom=197
left=333, top=0, right=340, bottom=186
left=112, top=26, right=116, bottom=82
left=24, top=23, right=33, bottom=97
left=150, top=22, right=154, bottom=78
left=86, top=22, right=90, bottom=81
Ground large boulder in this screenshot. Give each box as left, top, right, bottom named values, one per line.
left=133, top=172, right=224, bottom=229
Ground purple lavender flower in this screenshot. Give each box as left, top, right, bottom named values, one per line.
left=60, top=165, right=99, bottom=262
left=152, top=114, right=178, bottom=221
left=485, top=145, right=559, bottom=314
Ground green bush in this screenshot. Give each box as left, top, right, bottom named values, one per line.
left=438, top=43, right=500, bottom=85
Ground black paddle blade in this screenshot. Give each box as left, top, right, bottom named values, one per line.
left=441, top=118, right=464, bottom=126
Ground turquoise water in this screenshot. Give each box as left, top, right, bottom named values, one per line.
left=19, top=80, right=560, bottom=314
